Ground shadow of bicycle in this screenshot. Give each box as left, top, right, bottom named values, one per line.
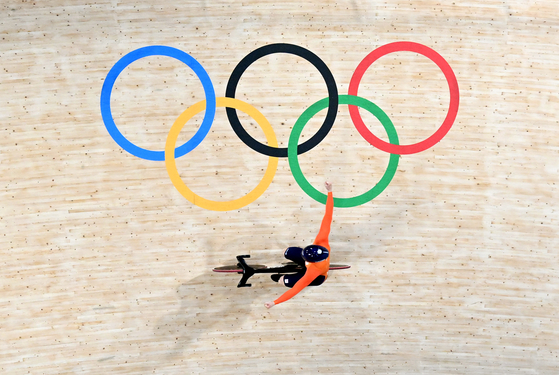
left=137, top=270, right=263, bottom=370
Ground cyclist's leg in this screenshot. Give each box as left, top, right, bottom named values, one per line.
left=282, top=272, right=304, bottom=287
left=271, top=247, right=305, bottom=282
left=284, top=247, right=305, bottom=266
left=309, top=275, right=326, bottom=286
left=282, top=273, right=326, bottom=288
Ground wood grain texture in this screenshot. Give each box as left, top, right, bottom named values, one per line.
left=1, top=1, right=558, bottom=373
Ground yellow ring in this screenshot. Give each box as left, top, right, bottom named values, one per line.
left=165, top=97, right=279, bottom=211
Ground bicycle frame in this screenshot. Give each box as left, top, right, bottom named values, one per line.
left=235, top=255, right=303, bottom=288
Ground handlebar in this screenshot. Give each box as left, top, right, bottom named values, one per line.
left=236, top=255, right=255, bottom=288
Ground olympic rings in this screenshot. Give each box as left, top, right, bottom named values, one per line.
left=288, top=95, right=399, bottom=208
left=101, top=42, right=459, bottom=210
left=225, top=43, right=338, bottom=157
left=348, top=41, right=459, bottom=154
left=165, top=97, right=278, bottom=211
left=100, top=46, right=216, bottom=161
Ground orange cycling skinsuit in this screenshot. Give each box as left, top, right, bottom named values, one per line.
left=273, top=190, right=333, bottom=305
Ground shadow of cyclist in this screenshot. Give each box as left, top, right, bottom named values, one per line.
left=136, top=270, right=261, bottom=371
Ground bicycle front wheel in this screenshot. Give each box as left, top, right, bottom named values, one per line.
left=212, top=264, right=268, bottom=273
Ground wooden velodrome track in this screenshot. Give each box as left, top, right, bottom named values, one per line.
left=2, top=1, right=558, bottom=373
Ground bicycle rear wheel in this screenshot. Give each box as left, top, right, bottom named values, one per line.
left=212, top=264, right=268, bottom=273
left=282, top=262, right=350, bottom=271
left=329, top=264, right=351, bottom=270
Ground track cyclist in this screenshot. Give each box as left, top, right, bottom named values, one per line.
left=265, top=181, right=334, bottom=309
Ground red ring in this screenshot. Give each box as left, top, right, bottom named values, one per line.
left=348, top=41, right=459, bottom=154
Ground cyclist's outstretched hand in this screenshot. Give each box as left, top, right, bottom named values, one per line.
left=325, top=181, right=333, bottom=192
left=265, top=301, right=275, bottom=309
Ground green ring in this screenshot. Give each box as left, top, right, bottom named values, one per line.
left=288, top=94, right=400, bottom=207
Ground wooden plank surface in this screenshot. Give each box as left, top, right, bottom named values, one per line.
left=1, top=1, right=558, bottom=373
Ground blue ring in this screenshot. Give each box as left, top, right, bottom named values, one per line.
left=100, top=46, right=216, bottom=161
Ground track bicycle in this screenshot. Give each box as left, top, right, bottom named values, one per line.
left=213, top=254, right=351, bottom=287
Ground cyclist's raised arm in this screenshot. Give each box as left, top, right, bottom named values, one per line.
left=314, top=183, right=333, bottom=248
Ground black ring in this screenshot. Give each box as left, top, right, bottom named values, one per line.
left=225, top=43, right=338, bottom=157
